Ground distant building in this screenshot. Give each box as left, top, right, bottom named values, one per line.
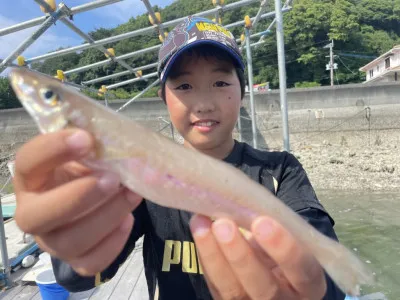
left=359, top=45, right=400, bottom=83
left=245, top=82, right=270, bottom=93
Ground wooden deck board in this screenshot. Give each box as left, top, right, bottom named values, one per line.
left=69, top=289, right=95, bottom=300
left=89, top=251, right=139, bottom=300
left=129, top=268, right=149, bottom=300
left=9, top=285, right=38, bottom=300
left=108, top=248, right=144, bottom=300
left=88, top=239, right=144, bottom=300
left=0, top=285, right=25, bottom=300
left=0, top=241, right=149, bottom=300
left=28, top=292, right=41, bottom=300
left=88, top=255, right=133, bottom=300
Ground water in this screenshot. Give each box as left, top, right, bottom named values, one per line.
left=317, top=190, right=400, bottom=300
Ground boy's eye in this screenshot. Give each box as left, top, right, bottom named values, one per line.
left=175, top=84, right=192, bottom=90
left=214, top=81, right=230, bottom=87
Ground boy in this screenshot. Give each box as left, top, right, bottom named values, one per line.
left=13, top=17, right=345, bottom=299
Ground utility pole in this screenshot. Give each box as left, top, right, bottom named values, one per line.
left=275, top=0, right=290, bottom=152
left=324, top=40, right=337, bottom=86
left=330, top=40, right=334, bottom=86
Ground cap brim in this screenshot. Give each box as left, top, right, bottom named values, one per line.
left=160, top=40, right=245, bottom=83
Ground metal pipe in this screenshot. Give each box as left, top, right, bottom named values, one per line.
left=245, top=28, right=258, bottom=149
left=59, top=17, right=137, bottom=74
left=235, top=30, right=270, bottom=43
left=116, top=78, right=160, bottom=112
left=25, top=0, right=259, bottom=64
left=64, top=80, right=114, bottom=98
left=274, top=0, right=290, bottom=152
left=78, top=31, right=264, bottom=87
left=63, top=45, right=161, bottom=75
left=142, top=0, right=166, bottom=39
left=0, top=59, right=19, bottom=68
left=0, top=0, right=123, bottom=37
left=258, top=0, right=292, bottom=44
left=34, top=0, right=137, bottom=75
left=170, top=123, right=175, bottom=141
left=82, top=62, right=158, bottom=85
left=253, top=0, right=268, bottom=25
left=249, top=40, right=267, bottom=47
left=62, top=10, right=281, bottom=77
left=0, top=4, right=68, bottom=74
left=214, top=0, right=222, bottom=24
left=75, top=27, right=266, bottom=84
left=225, top=7, right=291, bottom=29
left=240, top=0, right=268, bottom=51
left=106, top=72, right=158, bottom=89
left=0, top=195, right=11, bottom=288
left=237, top=113, right=242, bottom=142
left=104, top=93, right=109, bottom=107
left=258, top=19, right=276, bottom=44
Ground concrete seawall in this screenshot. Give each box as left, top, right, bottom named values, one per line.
left=1, top=82, right=400, bottom=193
left=1, top=82, right=399, bottom=148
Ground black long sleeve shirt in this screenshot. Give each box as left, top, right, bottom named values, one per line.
left=52, top=140, right=346, bottom=300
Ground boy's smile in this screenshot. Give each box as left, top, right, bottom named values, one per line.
left=163, top=51, right=242, bottom=159
left=191, top=119, right=220, bottom=133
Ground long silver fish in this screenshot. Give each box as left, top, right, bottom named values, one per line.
left=9, top=67, right=374, bottom=296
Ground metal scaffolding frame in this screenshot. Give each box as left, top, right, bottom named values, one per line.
left=0, top=0, right=124, bottom=36
left=61, top=8, right=290, bottom=87
left=81, top=62, right=158, bottom=85
left=0, top=0, right=293, bottom=146
left=20, top=0, right=259, bottom=64
left=35, top=0, right=139, bottom=76
left=0, top=0, right=293, bottom=287
left=0, top=0, right=293, bottom=145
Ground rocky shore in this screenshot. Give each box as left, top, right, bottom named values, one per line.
left=293, top=140, right=399, bottom=192
left=1, top=129, right=399, bottom=194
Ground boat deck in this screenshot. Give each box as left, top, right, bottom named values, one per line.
left=0, top=238, right=148, bottom=300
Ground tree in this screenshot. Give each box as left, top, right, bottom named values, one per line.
left=2, top=0, right=398, bottom=109
left=0, top=77, right=20, bottom=109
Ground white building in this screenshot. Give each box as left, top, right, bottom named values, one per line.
left=359, top=45, right=400, bottom=83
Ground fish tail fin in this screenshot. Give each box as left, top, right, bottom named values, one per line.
left=313, top=235, right=375, bottom=296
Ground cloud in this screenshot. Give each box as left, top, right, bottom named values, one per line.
left=0, top=14, right=81, bottom=63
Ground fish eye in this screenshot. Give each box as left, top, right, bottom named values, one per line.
left=39, top=88, right=60, bottom=106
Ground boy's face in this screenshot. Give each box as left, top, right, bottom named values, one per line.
left=163, top=52, right=242, bottom=155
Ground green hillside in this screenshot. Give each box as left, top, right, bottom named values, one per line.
left=1, top=0, right=399, bottom=109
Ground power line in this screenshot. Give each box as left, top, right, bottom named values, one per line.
left=337, top=55, right=357, bottom=75
left=250, top=39, right=331, bottom=61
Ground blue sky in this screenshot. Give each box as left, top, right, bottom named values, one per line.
left=0, top=0, right=174, bottom=67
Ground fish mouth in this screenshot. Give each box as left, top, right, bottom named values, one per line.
left=9, top=69, right=41, bottom=113
left=9, top=69, right=33, bottom=98
left=8, top=68, right=69, bottom=134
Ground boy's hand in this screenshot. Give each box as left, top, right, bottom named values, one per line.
left=190, top=215, right=327, bottom=300
left=14, top=129, right=143, bottom=276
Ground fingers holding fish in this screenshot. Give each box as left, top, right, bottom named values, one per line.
left=190, top=215, right=247, bottom=300
left=251, top=216, right=327, bottom=300
left=35, top=188, right=142, bottom=261
left=14, top=129, right=94, bottom=192
left=15, top=171, right=122, bottom=234
left=191, top=214, right=327, bottom=300
left=212, top=218, right=284, bottom=300
left=67, top=213, right=134, bottom=277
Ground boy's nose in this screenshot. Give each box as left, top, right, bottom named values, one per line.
left=194, top=101, right=215, bottom=113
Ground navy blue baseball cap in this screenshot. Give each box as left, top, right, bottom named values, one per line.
left=158, top=16, right=245, bottom=83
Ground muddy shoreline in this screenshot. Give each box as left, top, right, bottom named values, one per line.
left=1, top=130, right=399, bottom=194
